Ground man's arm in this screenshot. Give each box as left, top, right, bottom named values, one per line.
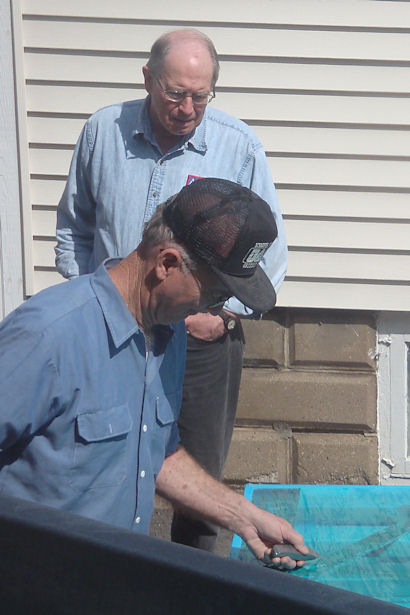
left=55, top=122, right=96, bottom=279
left=0, top=320, right=61, bottom=449
left=156, top=447, right=307, bottom=568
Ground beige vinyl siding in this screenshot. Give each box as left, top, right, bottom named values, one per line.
left=18, top=0, right=410, bottom=26
left=15, top=0, right=410, bottom=309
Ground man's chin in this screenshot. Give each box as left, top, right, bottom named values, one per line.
left=170, top=121, right=196, bottom=135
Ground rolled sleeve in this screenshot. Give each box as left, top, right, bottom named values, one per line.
left=55, top=123, right=96, bottom=279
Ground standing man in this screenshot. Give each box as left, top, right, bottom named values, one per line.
left=55, top=28, right=287, bottom=552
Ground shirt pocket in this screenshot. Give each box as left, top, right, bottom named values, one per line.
left=156, top=393, right=179, bottom=427
left=151, top=393, right=180, bottom=477
left=70, top=404, right=132, bottom=491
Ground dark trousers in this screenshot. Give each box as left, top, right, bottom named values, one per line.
left=171, top=324, right=244, bottom=552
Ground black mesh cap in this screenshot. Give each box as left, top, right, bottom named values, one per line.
left=163, top=178, right=278, bottom=312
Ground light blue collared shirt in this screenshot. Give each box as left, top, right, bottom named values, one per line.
left=55, top=97, right=287, bottom=316
left=0, top=261, right=185, bottom=533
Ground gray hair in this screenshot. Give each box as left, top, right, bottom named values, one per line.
left=146, top=29, right=220, bottom=88
left=140, top=199, right=199, bottom=273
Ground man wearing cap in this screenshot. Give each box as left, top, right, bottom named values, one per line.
left=55, top=28, right=287, bottom=551
left=0, top=180, right=306, bottom=569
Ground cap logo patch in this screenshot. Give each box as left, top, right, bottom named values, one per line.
left=242, top=242, right=270, bottom=269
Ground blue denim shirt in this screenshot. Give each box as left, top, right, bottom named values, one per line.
left=0, top=261, right=185, bottom=533
left=56, top=97, right=287, bottom=316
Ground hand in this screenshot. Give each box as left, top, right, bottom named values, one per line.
left=185, top=312, right=225, bottom=341
left=240, top=505, right=309, bottom=571
left=156, top=449, right=307, bottom=570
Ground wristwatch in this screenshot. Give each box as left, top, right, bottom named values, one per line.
left=220, top=311, right=237, bottom=332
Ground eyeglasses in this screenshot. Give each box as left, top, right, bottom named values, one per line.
left=156, top=78, right=215, bottom=106
left=190, top=268, right=230, bottom=310
left=200, top=284, right=231, bottom=310
left=207, top=294, right=231, bottom=310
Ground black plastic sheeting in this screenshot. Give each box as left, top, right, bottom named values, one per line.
left=0, top=494, right=407, bottom=615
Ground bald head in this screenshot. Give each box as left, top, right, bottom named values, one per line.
left=147, top=29, right=220, bottom=88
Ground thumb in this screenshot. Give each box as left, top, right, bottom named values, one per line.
left=281, top=527, right=308, bottom=555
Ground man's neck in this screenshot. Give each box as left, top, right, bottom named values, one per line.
left=147, top=107, right=182, bottom=154
left=108, top=256, right=144, bottom=328
left=154, top=127, right=182, bottom=155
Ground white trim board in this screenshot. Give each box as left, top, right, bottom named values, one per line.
left=0, top=0, right=25, bottom=316
left=378, top=312, right=410, bottom=484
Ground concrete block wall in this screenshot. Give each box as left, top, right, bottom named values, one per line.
left=223, top=308, right=379, bottom=488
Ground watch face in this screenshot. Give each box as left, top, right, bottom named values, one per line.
left=221, top=311, right=237, bottom=331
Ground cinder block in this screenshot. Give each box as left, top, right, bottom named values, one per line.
left=150, top=502, right=234, bottom=557
left=223, top=427, right=292, bottom=484
left=241, top=319, right=285, bottom=366
left=237, top=369, right=377, bottom=431
left=289, top=312, right=377, bottom=369
left=292, top=433, right=379, bottom=484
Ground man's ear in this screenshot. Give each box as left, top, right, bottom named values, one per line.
left=142, top=65, right=153, bottom=94
left=155, top=248, right=184, bottom=281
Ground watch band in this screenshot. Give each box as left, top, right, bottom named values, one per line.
left=220, top=310, right=237, bottom=332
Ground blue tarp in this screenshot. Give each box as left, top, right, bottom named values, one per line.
left=230, top=485, right=410, bottom=609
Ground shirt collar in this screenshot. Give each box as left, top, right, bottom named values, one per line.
left=186, top=111, right=207, bottom=153
left=132, top=96, right=155, bottom=142
left=91, top=258, right=176, bottom=349
left=132, top=96, right=207, bottom=154
left=90, top=259, right=140, bottom=348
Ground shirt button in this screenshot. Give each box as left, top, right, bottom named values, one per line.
left=140, top=470, right=146, bottom=478
left=143, top=424, right=147, bottom=432
left=153, top=192, right=158, bottom=197
left=135, top=516, right=141, bottom=524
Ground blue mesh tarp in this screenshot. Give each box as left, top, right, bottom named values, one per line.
left=230, top=485, right=410, bottom=609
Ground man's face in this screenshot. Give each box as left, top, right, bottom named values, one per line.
left=153, top=259, right=230, bottom=325
left=144, top=40, right=214, bottom=140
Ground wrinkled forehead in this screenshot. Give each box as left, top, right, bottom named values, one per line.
left=161, top=40, right=214, bottom=85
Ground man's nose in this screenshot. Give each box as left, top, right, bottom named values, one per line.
left=178, top=95, right=195, bottom=115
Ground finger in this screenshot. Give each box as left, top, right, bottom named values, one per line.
left=294, top=559, right=306, bottom=568
left=284, top=529, right=309, bottom=555
left=264, top=545, right=309, bottom=569
left=248, top=536, right=275, bottom=561
left=279, top=556, right=298, bottom=570
left=294, top=540, right=309, bottom=555
left=264, top=555, right=281, bottom=567
left=263, top=552, right=297, bottom=571
left=264, top=556, right=299, bottom=572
